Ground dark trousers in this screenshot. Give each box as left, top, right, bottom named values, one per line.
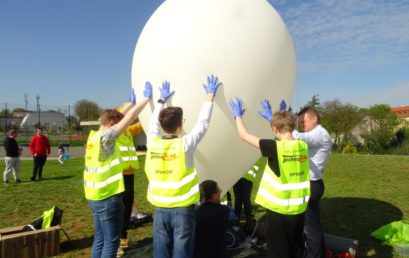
left=121, top=174, right=134, bottom=238
left=305, top=180, right=326, bottom=258
left=233, top=178, right=253, bottom=220
left=265, top=210, right=305, bottom=258
left=31, top=156, right=47, bottom=180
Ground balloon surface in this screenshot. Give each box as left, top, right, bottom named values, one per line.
left=132, top=0, right=296, bottom=194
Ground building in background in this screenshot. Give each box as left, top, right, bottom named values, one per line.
left=391, top=106, right=409, bottom=122
left=20, top=111, right=68, bottom=132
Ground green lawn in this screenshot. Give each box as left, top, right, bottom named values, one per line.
left=0, top=154, right=408, bottom=257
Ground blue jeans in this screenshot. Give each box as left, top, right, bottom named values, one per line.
left=305, top=180, right=326, bottom=258
left=153, top=206, right=196, bottom=258
left=88, top=194, right=124, bottom=258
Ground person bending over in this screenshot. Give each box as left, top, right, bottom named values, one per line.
left=195, top=180, right=230, bottom=258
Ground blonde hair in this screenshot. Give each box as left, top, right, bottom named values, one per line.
left=270, top=111, right=296, bottom=133
left=99, top=109, right=124, bottom=126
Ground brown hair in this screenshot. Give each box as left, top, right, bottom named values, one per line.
left=99, top=109, right=124, bottom=126
left=200, top=180, right=219, bottom=201
left=8, top=129, right=17, bottom=135
left=298, top=107, right=320, bottom=123
left=270, top=111, right=296, bottom=133
left=159, top=107, right=183, bottom=134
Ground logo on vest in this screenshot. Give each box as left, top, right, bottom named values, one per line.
left=150, top=152, right=178, bottom=161
left=282, top=155, right=308, bottom=164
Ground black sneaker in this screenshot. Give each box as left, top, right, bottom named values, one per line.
left=30, top=177, right=35, bottom=181
left=16, top=179, right=22, bottom=183
left=3, top=180, right=9, bottom=185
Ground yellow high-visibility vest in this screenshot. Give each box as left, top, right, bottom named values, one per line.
left=242, top=165, right=259, bottom=183
left=117, top=129, right=139, bottom=174
left=145, top=137, right=199, bottom=208
left=84, top=130, right=125, bottom=201
left=255, top=140, right=310, bottom=215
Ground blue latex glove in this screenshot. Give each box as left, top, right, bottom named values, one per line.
left=280, top=100, right=287, bottom=111
left=257, top=99, right=272, bottom=122
left=129, top=88, right=136, bottom=104
left=229, top=97, right=245, bottom=117
left=203, top=74, right=222, bottom=95
left=159, top=81, right=175, bottom=101
left=143, top=81, right=152, bottom=98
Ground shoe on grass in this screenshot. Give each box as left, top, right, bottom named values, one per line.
left=120, top=238, right=129, bottom=248
left=16, top=179, right=22, bottom=183
left=117, top=247, right=125, bottom=257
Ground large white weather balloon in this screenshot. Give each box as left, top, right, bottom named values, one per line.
left=132, top=0, right=296, bottom=194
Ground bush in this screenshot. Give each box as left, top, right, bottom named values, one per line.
left=342, top=142, right=357, bottom=154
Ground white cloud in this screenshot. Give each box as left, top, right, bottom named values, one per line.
left=351, top=81, right=409, bottom=108
left=270, top=0, right=409, bottom=73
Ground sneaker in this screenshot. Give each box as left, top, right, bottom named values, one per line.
left=117, top=247, right=125, bottom=257
left=120, top=238, right=129, bottom=248
left=3, top=180, right=9, bottom=185
left=16, top=179, right=22, bottom=183
left=136, top=212, right=148, bottom=219
left=30, top=177, right=35, bottom=181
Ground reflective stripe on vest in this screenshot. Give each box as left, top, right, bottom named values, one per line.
left=84, top=130, right=125, bottom=201
left=255, top=140, right=310, bottom=215
left=84, top=172, right=123, bottom=189
left=242, top=164, right=259, bottom=183
left=84, top=158, right=122, bottom=174
left=117, top=131, right=139, bottom=171
left=145, top=137, right=199, bottom=208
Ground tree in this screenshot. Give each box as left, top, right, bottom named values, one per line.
left=303, top=94, right=320, bottom=110
left=361, top=104, right=400, bottom=153
left=320, top=100, right=363, bottom=146
left=366, top=104, right=399, bottom=134
left=74, top=99, right=101, bottom=121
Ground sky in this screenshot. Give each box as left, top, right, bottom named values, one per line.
left=1, top=0, right=409, bottom=112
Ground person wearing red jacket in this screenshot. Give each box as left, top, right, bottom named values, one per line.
left=29, top=127, right=51, bottom=181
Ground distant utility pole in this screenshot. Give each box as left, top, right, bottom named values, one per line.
left=68, top=105, right=71, bottom=143
left=24, top=94, right=28, bottom=111
left=36, top=94, right=40, bottom=127
left=5, top=102, right=8, bottom=130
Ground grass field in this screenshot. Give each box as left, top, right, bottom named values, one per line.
left=0, top=154, right=408, bottom=257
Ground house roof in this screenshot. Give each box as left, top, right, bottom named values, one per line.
left=391, top=106, right=409, bottom=117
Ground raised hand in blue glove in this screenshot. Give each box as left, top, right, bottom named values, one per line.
left=203, top=74, right=222, bottom=95
left=280, top=100, right=287, bottom=111
left=129, top=88, right=136, bottom=104
left=257, top=99, right=272, bottom=122
left=229, top=97, right=245, bottom=117
left=159, top=81, right=175, bottom=102
left=143, top=81, right=152, bottom=98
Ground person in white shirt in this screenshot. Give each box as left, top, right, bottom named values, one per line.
left=146, top=75, right=222, bottom=258
left=292, top=107, right=332, bottom=258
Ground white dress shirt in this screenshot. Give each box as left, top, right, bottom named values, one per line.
left=293, top=125, right=332, bottom=181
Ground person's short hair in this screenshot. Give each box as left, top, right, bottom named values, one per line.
left=35, top=127, right=43, bottom=131
left=270, top=111, right=296, bottom=133
left=159, top=107, right=183, bottom=134
left=297, top=106, right=320, bottom=123
left=8, top=129, right=17, bottom=136
left=99, top=109, right=124, bottom=126
left=200, top=180, right=219, bottom=201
